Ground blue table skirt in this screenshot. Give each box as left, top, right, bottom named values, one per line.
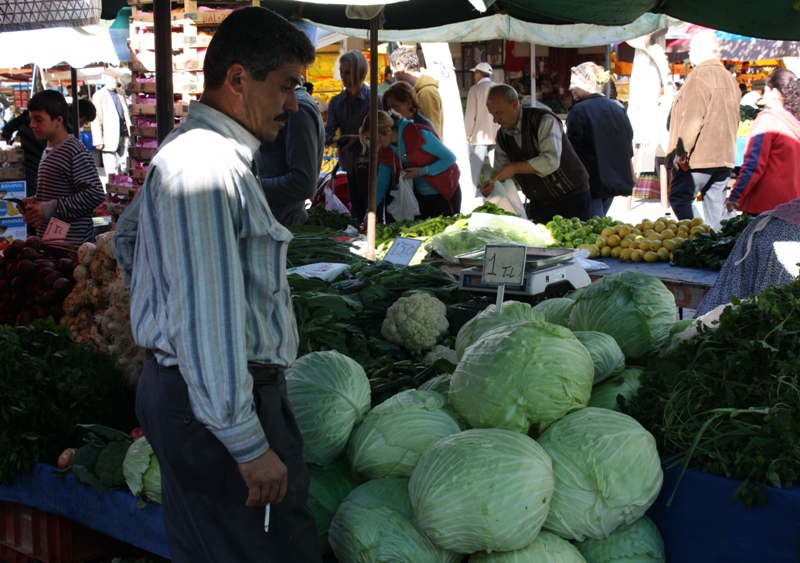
left=0, top=464, right=170, bottom=559
left=647, top=463, right=800, bottom=562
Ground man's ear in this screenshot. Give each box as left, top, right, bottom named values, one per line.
left=225, top=63, right=248, bottom=97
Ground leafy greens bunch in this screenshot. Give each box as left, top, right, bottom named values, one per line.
left=626, top=276, right=800, bottom=506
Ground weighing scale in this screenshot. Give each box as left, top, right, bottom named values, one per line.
left=456, top=247, right=591, bottom=301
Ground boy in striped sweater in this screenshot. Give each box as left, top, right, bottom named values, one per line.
left=21, top=90, right=105, bottom=243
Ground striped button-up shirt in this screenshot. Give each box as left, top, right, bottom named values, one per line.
left=115, top=101, right=298, bottom=463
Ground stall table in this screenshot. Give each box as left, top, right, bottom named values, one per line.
left=590, top=259, right=718, bottom=313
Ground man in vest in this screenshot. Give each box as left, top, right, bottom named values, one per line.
left=481, top=84, right=590, bottom=223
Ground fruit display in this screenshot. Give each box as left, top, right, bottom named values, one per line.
left=578, top=217, right=712, bottom=263
left=546, top=215, right=623, bottom=249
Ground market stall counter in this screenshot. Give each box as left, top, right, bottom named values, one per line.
left=590, top=258, right=718, bottom=311
left=0, top=464, right=170, bottom=560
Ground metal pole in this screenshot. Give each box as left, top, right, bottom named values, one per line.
left=530, top=43, right=536, bottom=103
left=70, top=67, right=80, bottom=138
left=366, top=14, right=379, bottom=261
left=153, top=0, right=174, bottom=144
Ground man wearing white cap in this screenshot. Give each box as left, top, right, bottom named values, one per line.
left=464, top=62, right=500, bottom=196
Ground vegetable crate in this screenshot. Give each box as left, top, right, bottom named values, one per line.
left=0, top=501, right=121, bottom=563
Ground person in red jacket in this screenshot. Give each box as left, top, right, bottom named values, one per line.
left=727, top=70, right=800, bottom=215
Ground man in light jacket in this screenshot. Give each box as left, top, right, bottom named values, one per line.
left=667, top=30, right=740, bottom=231
left=91, top=68, right=132, bottom=175
left=388, top=47, right=444, bottom=139
left=464, top=62, right=500, bottom=196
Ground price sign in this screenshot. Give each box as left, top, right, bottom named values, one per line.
left=481, top=245, right=527, bottom=286
left=42, top=218, right=70, bottom=243
left=382, top=237, right=423, bottom=265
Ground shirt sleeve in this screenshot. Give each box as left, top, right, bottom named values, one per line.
left=53, top=148, right=106, bottom=220
left=150, top=164, right=269, bottom=463
left=418, top=129, right=456, bottom=177
left=376, top=162, right=393, bottom=206
left=528, top=114, right=562, bottom=176
left=464, top=88, right=477, bottom=141
left=259, top=104, right=321, bottom=208
left=324, top=96, right=340, bottom=145
left=729, top=116, right=772, bottom=203
left=565, top=109, right=585, bottom=154
left=113, top=191, right=141, bottom=290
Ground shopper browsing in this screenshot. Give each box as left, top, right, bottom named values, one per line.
left=112, top=7, right=321, bottom=562
left=388, top=47, right=444, bottom=139
left=464, top=62, right=500, bottom=198
left=21, top=90, right=104, bottom=243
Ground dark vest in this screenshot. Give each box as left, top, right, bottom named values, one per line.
left=496, top=107, right=589, bottom=204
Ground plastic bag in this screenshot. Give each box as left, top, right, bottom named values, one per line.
left=427, top=227, right=525, bottom=263
left=486, top=179, right=526, bottom=217
left=286, top=263, right=351, bottom=282
left=573, top=249, right=609, bottom=272
left=386, top=175, right=420, bottom=222
left=324, top=184, right=350, bottom=215
left=467, top=213, right=554, bottom=247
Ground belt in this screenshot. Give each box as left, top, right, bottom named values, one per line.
left=248, top=362, right=285, bottom=387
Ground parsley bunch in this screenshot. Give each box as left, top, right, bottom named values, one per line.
left=626, top=276, right=800, bottom=506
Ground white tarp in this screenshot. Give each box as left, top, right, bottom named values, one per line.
left=0, top=25, right=119, bottom=68
left=308, top=12, right=676, bottom=47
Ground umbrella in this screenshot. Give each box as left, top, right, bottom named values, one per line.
left=666, top=24, right=800, bottom=62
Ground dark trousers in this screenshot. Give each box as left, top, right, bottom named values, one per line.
left=415, top=185, right=462, bottom=219
left=136, top=353, right=321, bottom=563
left=346, top=171, right=367, bottom=223
left=668, top=167, right=731, bottom=232
left=526, top=189, right=591, bottom=224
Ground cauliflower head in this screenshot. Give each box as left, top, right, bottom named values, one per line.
left=422, top=345, right=458, bottom=366
left=381, top=293, right=449, bottom=352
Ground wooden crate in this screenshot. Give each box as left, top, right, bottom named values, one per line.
left=130, top=103, right=188, bottom=117
left=107, top=183, right=140, bottom=198
left=129, top=147, right=157, bottom=160
left=0, top=167, right=25, bottom=180
left=0, top=148, right=24, bottom=164
left=130, top=167, right=149, bottom=181
left=129, top=81, right=157, bottom=94
left=130, top=125, right=158, bottom=137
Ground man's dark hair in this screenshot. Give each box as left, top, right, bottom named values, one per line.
left=388, top=48, right=420, bottom=72
left=303, top=82, right=314, bottom=95
left=28, top=90, right=68, bottom=122
left=71, top=98, right=97, bottom=122
left=203, top=7, right=315, bottom=90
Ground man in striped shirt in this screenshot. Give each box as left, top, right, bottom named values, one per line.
left=21, top=91, right=104, bottom=243
left=113, top=7, right=320, bottom=562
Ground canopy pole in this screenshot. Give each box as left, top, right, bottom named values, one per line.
left=530, top=43, right=536, bottom=103
left=153, top=0, right=174, bottom=144
left=70, top=67, right=79, bottom=138
left=366, top=14, right=379, bottom=261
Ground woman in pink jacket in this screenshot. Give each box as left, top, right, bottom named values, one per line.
left=727, top=70, right=800, bottom=215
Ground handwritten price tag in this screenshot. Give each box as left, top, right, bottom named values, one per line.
left=382, top=237, right=423, bottom=265
left=481, top=245, right=527, bottom=286
left=42, top=218, right=70, bottom=243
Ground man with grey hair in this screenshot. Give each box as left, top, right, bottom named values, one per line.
left=483, top=83, right=590, bottom=223
left=464, top=62, right=499, bottom=196
left=113, top=7, right=321, bottom=562
left=667, top=29, right=740, bottom=231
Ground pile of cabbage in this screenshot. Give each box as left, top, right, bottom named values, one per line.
left=281, top=272, right=680, bottom=562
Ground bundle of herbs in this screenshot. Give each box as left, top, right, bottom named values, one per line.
left=670, top=213, right=753, bottom=270
left=0, top=319, right=137, bottom=484
left=625, top=276, right=800, bottom=506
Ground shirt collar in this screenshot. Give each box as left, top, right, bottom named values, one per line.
left=185, top=101, right=262, bottom=161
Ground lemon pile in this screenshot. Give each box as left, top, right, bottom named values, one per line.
left=578, top=217, right=711, bottom=263
left=320, top=145, right=339, bottom=174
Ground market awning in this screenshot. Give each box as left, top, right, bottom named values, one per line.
left=0, top=0, right=102, bottom=32
left=666, top=24, right=800, bottom=62
left=261, top=0, right=800, bottom=42
left=0, top=24, right=120, bottom=69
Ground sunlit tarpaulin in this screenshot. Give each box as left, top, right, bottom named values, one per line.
left=0, top=25, right=120, bottom=68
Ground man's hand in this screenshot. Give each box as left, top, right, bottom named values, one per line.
left=237, top=448, right=288, bottom=507
left=726, top=199, right=739, bottom=213
left=673, top=153, right=688, bottom=171
left=21, top=200, right=45, bottom=226
left=478, top=181, right=495, bottom=198
left=94, top=144, right=104, bottom=151
left=494, top=163, right=518, bottom=183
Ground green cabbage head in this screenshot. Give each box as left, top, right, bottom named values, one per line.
left=122, top=437, right=161, bottom=504
left=533, top=297, right=575, bottom=327
left=573, top=331, right=626, bottom=384
left=409, top=428, right=554, bottom=554
left=455, top=300, right=544, bottom=360
left=308, top=458, right=359, bottom=554
left=577, top=515, right=666, bottom=563
left=469, top=531, right=586, bottom=562
left=285, top=350, right=371, bottom=466
left=569, top=272, right=676, bottom=359
left=538, top=408, right=663, bottom=542
left=587, top=368, right=644, bottom=411
left=450, top=321, right=594, bottom=434
left=348, top=390, right=461, bottom=479
left=329, top=477, right=460, bottom=563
